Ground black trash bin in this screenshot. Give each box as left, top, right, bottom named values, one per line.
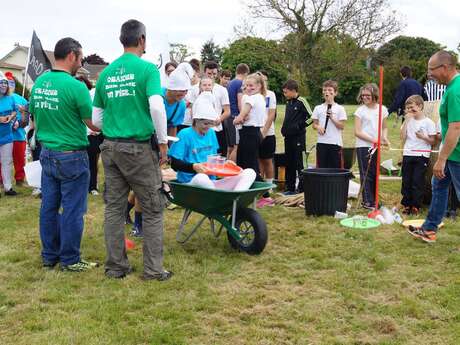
left=302, top=168, right=352, bottom=216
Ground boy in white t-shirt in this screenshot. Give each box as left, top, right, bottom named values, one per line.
left=312, top=80, right=347, bottom=168
left=400, top=95, right=437, bottom=215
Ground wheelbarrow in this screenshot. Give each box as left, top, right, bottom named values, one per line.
left=163, top=181, right=274, bottom=255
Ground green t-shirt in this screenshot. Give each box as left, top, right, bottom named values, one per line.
left=93, top=53, right=162, bottom=141
left=440, top=74, right=460, bottom=162
left=29, top=70, right=92, bottom=151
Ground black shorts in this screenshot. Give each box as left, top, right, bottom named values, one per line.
left=224, top=117, right=237, bottom=147
left=259, top=135, right=276, bottom=159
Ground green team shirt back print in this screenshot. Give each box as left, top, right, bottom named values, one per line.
left=93, top=53, right=162, bottom=141
left=29, top=70, right=92, bottom=151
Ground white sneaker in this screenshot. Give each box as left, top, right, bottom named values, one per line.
left=32, top=188, right=41, bottom=196
left=90, top=190, right=99, bottom=196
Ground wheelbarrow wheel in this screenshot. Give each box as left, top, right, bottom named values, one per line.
left=227, top=207, right=268, bottom=255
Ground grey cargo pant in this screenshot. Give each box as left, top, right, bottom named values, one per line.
left=100, top=139, right=165, bottom=277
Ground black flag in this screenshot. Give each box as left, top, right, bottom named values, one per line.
left=26, top=31, right=52, bottom=81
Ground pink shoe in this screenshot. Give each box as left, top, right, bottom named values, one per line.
left=256, top=197, right=274, bottom=208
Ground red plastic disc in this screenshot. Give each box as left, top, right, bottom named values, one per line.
left=202, top=162, right=243, bottom=177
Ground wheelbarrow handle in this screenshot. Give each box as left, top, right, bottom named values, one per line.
left=161, top=181, right=174, bottom=202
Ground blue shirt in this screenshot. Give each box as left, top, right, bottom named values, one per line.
left=0, top=95, right=16, bottom=145
left=227, top=79, right=243, bottom=116
left=168, top=126, right=219, bottom=183
left=162, top=88, right=186, bottom=127
left=12, top=93, right=28, bottom=142
left=388, top=78, right=425, bottom=115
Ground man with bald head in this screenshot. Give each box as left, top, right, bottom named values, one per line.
left=408, top=50, right=460, bottom=243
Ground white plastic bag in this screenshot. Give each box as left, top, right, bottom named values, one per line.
left=348, top=180, right=360, bottom=198
left=24, top=160, right=42, bottom=188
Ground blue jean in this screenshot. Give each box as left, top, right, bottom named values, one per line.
left=423, top=160, right=460, bottom=231
left=39, top=148, right=90, bottom=265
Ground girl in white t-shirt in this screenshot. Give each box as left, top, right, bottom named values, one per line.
left=354, top=83, right=390, bottom=209
left=258, top=71, right=277, bottom=189
left=400, top=95, right=436, bottom=215
left=233, top=73, right=267, bottom=177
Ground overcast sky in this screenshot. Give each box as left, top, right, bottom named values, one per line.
left=1, top=0, right=458, bottom=64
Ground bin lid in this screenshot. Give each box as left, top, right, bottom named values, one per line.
left=340, top=217, right=381, bottom=229
left=302, top=168, right=352, bottom=177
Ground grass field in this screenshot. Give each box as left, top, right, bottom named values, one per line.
left=1, top=107, right=460, bottom=345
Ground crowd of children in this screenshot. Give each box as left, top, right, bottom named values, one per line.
left=2, top=58, right=442, bottom=237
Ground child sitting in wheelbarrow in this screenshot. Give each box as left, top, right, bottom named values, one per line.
left=169, top=91, right=256, bottom=191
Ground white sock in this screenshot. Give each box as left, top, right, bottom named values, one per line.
left=265, top=178, right=274, bottom=193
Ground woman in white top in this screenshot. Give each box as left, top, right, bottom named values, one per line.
left=258, top=71, right=277, bottom=189
left=354, top=83, right=390, bottom=209
left=233, top=73, right=267, bottom=179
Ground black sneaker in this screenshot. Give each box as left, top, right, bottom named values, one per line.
left=142, top=270, right=173, bottom=281
left=131, top=225, right=143, bottom=237
left=361, top=202, right=375, bottom=210
left=407, top=226, right=437, bottom=243
left=43, top=261, right=58, bottom=270
left=5, top=189, right=18, bottom=196
left=105, top=267, right=134, bottom=279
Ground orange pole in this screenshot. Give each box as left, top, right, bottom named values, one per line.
left=375, top=66, right=384, bottom=208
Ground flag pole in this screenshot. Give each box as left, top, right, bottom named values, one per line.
left=22, top=32, right=33, bottom=97
left=374, top=66, right=384, bottom=209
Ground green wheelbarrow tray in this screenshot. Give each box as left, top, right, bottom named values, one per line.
left=164, top=180, right=274, bottom=255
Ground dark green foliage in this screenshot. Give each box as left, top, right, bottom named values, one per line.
left=13, top=77, right=30, bottom=100
left=82, top=54, right=108, bottom=65
left=221, top=37, right=288, bottom=100
left=373, top=36, right=445, bottom=105
left=200, top=39, right=223, bottom=65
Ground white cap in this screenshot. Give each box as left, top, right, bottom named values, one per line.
left=175, top=62, right=195, bottom=80
left=192, top=92, right=217, bottom=121
left=0, top=71, right=5, bottom=81
left=167, top=70, right=191, bottom=91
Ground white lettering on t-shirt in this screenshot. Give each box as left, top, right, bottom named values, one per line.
left=33, top=87, right=59, bottom=111
left=105, top=73, right=137, bottom=98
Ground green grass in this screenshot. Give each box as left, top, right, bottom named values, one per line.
left=1, top=108, right=460, bottom=345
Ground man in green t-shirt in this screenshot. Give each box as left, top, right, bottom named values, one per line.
left=93, top=19, right=171, bottom=280
left=29, top=37, right=99, bottom=272
left=408, top=50, right=460, bottom=243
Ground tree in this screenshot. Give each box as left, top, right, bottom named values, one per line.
left=82, top=54, right=108, bottom=65
left=303, top=33, right=371, bottom=104
left=169, top=43, right=192, bottom=63
left=243, top=0, right=403, bottom=96
left=13, top=77, right=30, bottom=100
left=201, top=39, right=223, bottom=64
left=221, top=37, right=288, bottom=99
left=373, top=36, right=444, bottom=104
